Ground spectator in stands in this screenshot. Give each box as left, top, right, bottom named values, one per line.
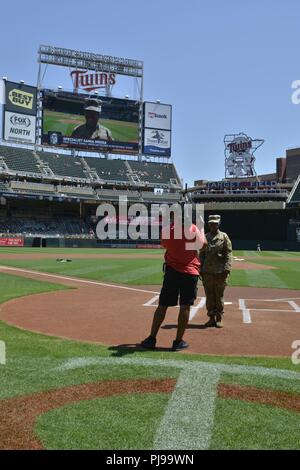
left=140, top=209, right=206, bottom=351
left=71, top=100, right=114, bottom=141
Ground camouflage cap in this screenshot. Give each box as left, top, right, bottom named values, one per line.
left=84, top=99, right=102, bottom=113
left=208, top=214, right=221, bottom=224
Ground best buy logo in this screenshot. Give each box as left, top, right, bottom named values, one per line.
left=8, top=89, right=34, bottom=110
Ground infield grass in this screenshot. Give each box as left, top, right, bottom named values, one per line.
left=0, top=272, right=300, bottom=449
left=0, top=249, right=299, bottom=289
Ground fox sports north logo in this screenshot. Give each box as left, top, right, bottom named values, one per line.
left=10, top=115, right=31, bottom=127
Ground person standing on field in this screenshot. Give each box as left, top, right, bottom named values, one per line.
left=140, top=210, right=206, bottom=351
left=200, top=215, right=232, bottom=328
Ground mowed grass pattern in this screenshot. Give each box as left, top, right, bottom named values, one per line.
left=0, top=249, right=299, bottom=288
left=210, top=399, right=300, bottom=450
left=36, top=394, right=170, bottom=450
left=0, top=272, right=300, bottom=449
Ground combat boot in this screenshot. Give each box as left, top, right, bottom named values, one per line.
left=216, top=314, right=224, bottom=328
left=205, top=315, right=216, bottom=327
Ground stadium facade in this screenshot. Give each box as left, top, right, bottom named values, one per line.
left=188, top=148, right=300, bottom=250
left=0, top=46, right=300, bottom=250
left=0, top=46, right=182, bottom=248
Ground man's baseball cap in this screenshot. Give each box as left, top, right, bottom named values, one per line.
left=208, top=214, right=221, bottom=224
left=84, top=99, right=102, bottom=113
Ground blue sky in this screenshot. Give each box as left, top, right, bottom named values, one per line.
left=1, top=0, right=300, bottom=186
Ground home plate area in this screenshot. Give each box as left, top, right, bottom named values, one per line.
left=142, top=290, right=300, bottom=357
left=0, top=266, right=299, bottom=358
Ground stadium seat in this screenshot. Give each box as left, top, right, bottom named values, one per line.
left=83, top=157, right=130, bottom=183
left=37, top=151, right=87, bottom=179
left=127, top=160, right=180, bottom=186
left=0, top=145, right=41, bottom=175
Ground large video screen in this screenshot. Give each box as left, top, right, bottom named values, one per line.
left=42, top=90, right=139, bottom=154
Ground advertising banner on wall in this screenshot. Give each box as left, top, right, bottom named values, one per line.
left=0, top=237, right=24, bottom=247
left=4, top=111, right=36, bottom=144
left=3, top=81, right=37, bottom=144
left=143, top=128, right=171, bottom=157
left=144, top=102, right=172, bottom=130
left=42, top=90, right=139, bottom=154
left=4, top=81, right=37, bottom=115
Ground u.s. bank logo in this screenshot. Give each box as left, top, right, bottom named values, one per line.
left=8, top=89, right=33, bottom=110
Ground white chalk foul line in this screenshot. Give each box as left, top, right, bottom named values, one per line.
left=189, top=297, right=206, bottom=320
left=288, top=301, right=300, bottom=312
left=243, top=297, right=300, bottom=302
left=0, top=265, right=159, bottom=295
left=248, top=308, right=300, bottom=313
left=238, top=299, right=252, bottom=324
left=143, top=295, right=160, bottom=307
left=143, top=296, right=206, bottom=320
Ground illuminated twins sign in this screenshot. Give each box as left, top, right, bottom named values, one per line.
left=224, top=133, right=264, bottom=178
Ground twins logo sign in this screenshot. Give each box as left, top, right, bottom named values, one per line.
left=224, top=133, right=264, bottom=178
left=143, top=128, right=171, bottom=157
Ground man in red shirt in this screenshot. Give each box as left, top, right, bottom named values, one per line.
left=140, top=212, right=206, bottom=351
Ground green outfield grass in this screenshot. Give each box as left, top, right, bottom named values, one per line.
left=0, top=248, right=299, bottom=288
left=43, top=110, right=139, bottom=142
left=0, top=272, right=300, bottom=449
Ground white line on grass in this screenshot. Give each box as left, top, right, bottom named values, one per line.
left=56, top=356, right=300, bottom=382
left=0, top=265, right=159, bottom=295
left=55, top=355, right=300, bottom=450
left=154, top=367, right=220, bottom=450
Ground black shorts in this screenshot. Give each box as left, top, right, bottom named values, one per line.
left=159, top=266, right=198, bottom=307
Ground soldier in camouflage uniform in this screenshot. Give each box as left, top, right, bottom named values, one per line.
left=71, top=99, right=113, bottom=141
left=200, top=215, right=232, bottom=328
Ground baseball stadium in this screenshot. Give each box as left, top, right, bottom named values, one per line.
left=1, top=45, right=300, bottom=453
